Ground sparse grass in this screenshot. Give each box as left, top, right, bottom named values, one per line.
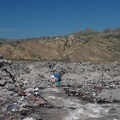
left=83, top=39, right=90, bottom=44
left=18, top=46, right=25, bottom=51
left=72, top=29, right=100, bottom=38
left=104, top=34, right=120, bottom=39
left=30, top=54, right=41, bottom=60
left=0, top=42, right=3, bottom=46
left=107, top=45, right=120, bottom=53
left=0, top=27, right=120, bottom=62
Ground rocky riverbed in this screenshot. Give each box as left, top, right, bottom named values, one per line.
left=0, top=55, right=120, bottom=120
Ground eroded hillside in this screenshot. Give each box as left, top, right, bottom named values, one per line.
left=0, top=28, right=120, bottom=62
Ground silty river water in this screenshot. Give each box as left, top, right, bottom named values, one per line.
left=39, top=87, right=120, bottom=120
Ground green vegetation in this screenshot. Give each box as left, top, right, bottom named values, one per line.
left=104, top=34, right=120, bottom=39
left=18, top=46, right=25, bottom=51
left=71, top=28, right=100, bottom=38
left=30, top=54, right=41, bottom=60
left=107, top=45, right=120, bottom=53
left=0, top=42, right=3, bottom=46
left=114, top=27, right=120, bottom=31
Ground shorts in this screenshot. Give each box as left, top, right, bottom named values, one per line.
left=55, top=81, right=60, bottom=86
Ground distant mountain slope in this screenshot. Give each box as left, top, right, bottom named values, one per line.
left=0, top=28, right=120, bottom=62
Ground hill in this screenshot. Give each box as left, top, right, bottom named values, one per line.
left=0, top=27, right=120, bottom=62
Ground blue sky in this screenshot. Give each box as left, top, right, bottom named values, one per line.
left=0, top=0, right=120, bottom=39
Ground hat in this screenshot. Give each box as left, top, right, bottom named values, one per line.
left=51, top=75, right=55, bottom=79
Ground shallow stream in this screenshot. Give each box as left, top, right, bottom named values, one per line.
left=39, top=87, right=120, bottom=120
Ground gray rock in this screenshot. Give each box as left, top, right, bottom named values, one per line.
left=4, top=91, right=14, bottom=96
left=23, top=117, right=36, bottom=120
left=6, top=103, right=18, bottom=112
left=0, top=88, right=7, bottom=96
left=6, top=83, right=16, bottom=91
left=0, top=54, right=3, bottom=59
left=31, top=113, right=42, bottom=120
left=0, top=80, right=7, bottom=87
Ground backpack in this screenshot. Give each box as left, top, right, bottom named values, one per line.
left=55, top=73, right=62, bottom=81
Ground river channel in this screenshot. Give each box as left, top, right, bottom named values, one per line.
left=37, top=87, right=120, bottom=120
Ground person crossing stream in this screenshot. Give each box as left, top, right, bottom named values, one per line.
left=1, top=59, right=120, bottom=120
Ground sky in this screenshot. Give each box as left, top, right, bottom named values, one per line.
left=0, top=0, right=120, bottom=39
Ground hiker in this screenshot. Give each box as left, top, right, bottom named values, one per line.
left=51, top=72, right=61, bottom=89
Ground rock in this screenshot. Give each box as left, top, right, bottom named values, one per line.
left=35, top=99, right=47, bottom=105
left=18, top=90, right=26, bottom=96
left=0, top=54, right=3, bottom=59
left=27, top=93, right=37, bottom=101
left=23, top=117, right=36, bottom=120
left=4, top=91, right=14, bottom=96
left=31, top=113, right=42, bottom=120
left=6, top=103, right=18, bottom=112
left=0, top=115, right=5, bottom=120
left=6, top=83, right=16, bottom=91
left=0, top=80, right=7, bottom=87
left=34, top=87, right=39, bottom=92
left=20, top=109, right=29, bottom=116
left=0, top=88, right=7, bottom=96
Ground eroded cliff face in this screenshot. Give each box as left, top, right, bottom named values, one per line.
left=0, top=28, right=120, bottom=62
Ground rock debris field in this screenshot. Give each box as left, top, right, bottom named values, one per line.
left=0, top=55, right=120, bottom=120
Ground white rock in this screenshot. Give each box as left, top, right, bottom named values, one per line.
left=23, top=117, right=36, bottom=120
left=34, top=87, right=39, bottom=91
